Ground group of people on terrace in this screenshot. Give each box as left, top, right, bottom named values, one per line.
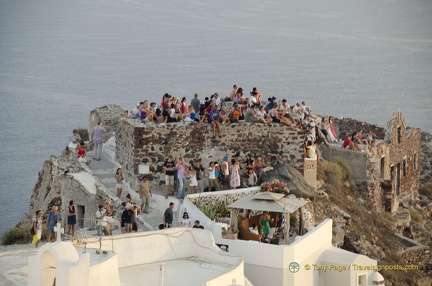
left=127, top=85, right=320, bottom=137
left=96, top=191, right=143, bottom=236
left=341, top=129, right=377, bottom=151
left=163, top=153, right=269, bottom=200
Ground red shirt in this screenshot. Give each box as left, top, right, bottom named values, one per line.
left=342, top=139, right=351, bottom=148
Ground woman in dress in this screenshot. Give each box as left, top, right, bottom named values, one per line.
left=67, top=200, right=77, bottom=239
left=187, top=166, right=199, bottom=194
left=254, top=157, right=268, bottom=183
left=180, top=212, right=191, bottom=228
left=328, top=116, right=338, bottom=142
left=229, top=160, right=241, bottom=189
left=259, top=211, right=271, bottom=237
left=115, top=168, right=124, bottom=198
left=32, top=210, right=43, bottom=248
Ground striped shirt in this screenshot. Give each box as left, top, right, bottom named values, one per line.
left=91, top=125, right=106, bottom=144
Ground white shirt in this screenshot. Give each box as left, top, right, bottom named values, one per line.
left=96, top=210, right=107, bottom=226
left=248, top=95, right=257, bottom=107
left=208, top=167, right=216, bottom=179
left=249, top=227, right=259, bottom=235
left=214, top=97, right=221, bottom=108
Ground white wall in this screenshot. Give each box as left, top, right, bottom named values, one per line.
left=84, top=228, right=247, bottom=285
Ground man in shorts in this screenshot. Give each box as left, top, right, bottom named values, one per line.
left=163, top=155, right=175, bottom=199
left=46, top=206, right=62, bottom=242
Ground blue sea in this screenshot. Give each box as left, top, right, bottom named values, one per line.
left=0, top=0, right=431, bottom=237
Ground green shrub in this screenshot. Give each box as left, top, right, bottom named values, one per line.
left=1, top=224, right=33, bottom=245
left=76, top=128, right=89, bottom=142
left=409, top=209, right=422, bottom=223
left=331, top=157, right=352, bottom=181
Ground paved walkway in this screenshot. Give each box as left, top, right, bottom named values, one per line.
left=86, top=138, right=181, bottom=231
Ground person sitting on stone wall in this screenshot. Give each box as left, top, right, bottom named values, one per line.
left=292, top=102, right=304, bottom=121
left=209, top=105, right=222, bottom=137
left=129, top=102, right=142, bottom=119
left=244, top=105, right=259, bottom=123
left=255, top=105, right=273, bottom=124
left=183, top=105, right=197, bottom=122
left=218, top=106, right=229, bottom=124
left=365, top=129, right=377, bottom=146
left=342, top=135, right=362, bottom=151
left=76, top=142, right=91, bottom=165
left=269, top=104, right=291, bottom=126
left=352, top=130, right=368, bottom=145
left=141, top=101, right=157, bottom=122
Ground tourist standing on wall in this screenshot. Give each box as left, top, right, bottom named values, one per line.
left=163, top=202, right=175, bottom=228
left=96, top=204, right=110, bottom=236
left=115, top=168, right=124, bottom=198
left=163, top=155, right=175, bottom=199
left=137, top=175, right=151, bottom=214
left=32, top=210, right=43, bottom=248
left=90, top=121, right=106, bottom=161
left=220, top=155, right=230, bottom=190
left=176, top=157, right=188, bottom=200
left=191, top=93, right=200, bottom=113
left=67, top=200, right=76, bottom=239
left=46, top=206, right=62, bottom=242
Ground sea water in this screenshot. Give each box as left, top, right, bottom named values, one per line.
left=0, top=0, right=431, bottom=237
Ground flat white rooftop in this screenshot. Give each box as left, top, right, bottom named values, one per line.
left=119, top=258, right=233, bottom=286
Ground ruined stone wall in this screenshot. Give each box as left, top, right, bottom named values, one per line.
left=399, top=247, right=431, bottom=267
left=385, top=112, right=421, bottom=201
left=333, top=117, right=386, bottom=140
left=115, top=118, right=306, bottom=190
left=322, top=112, right=421, bottom=213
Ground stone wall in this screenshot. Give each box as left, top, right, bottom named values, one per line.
left=333, top=117, right=386, bottom=141
left=322, top=112, right=421, bottom=213
left=114, top=118, right=306, bottom=190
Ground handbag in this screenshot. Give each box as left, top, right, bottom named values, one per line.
left=30, top=227, right=35, bottom=235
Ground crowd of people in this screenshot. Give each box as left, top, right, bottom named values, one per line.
left=162, top=153, right=269, bottom=200
left=127, top=86, right=324, bottom=137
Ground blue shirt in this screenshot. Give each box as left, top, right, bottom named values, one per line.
left=47, top=212, right=62, bottom=229
left=209, top=110, right=219, bottom=122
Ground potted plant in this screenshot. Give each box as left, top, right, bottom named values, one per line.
left=260, top=179, right=289, bottom=195
left=221, top=227, right=239, bottom=240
